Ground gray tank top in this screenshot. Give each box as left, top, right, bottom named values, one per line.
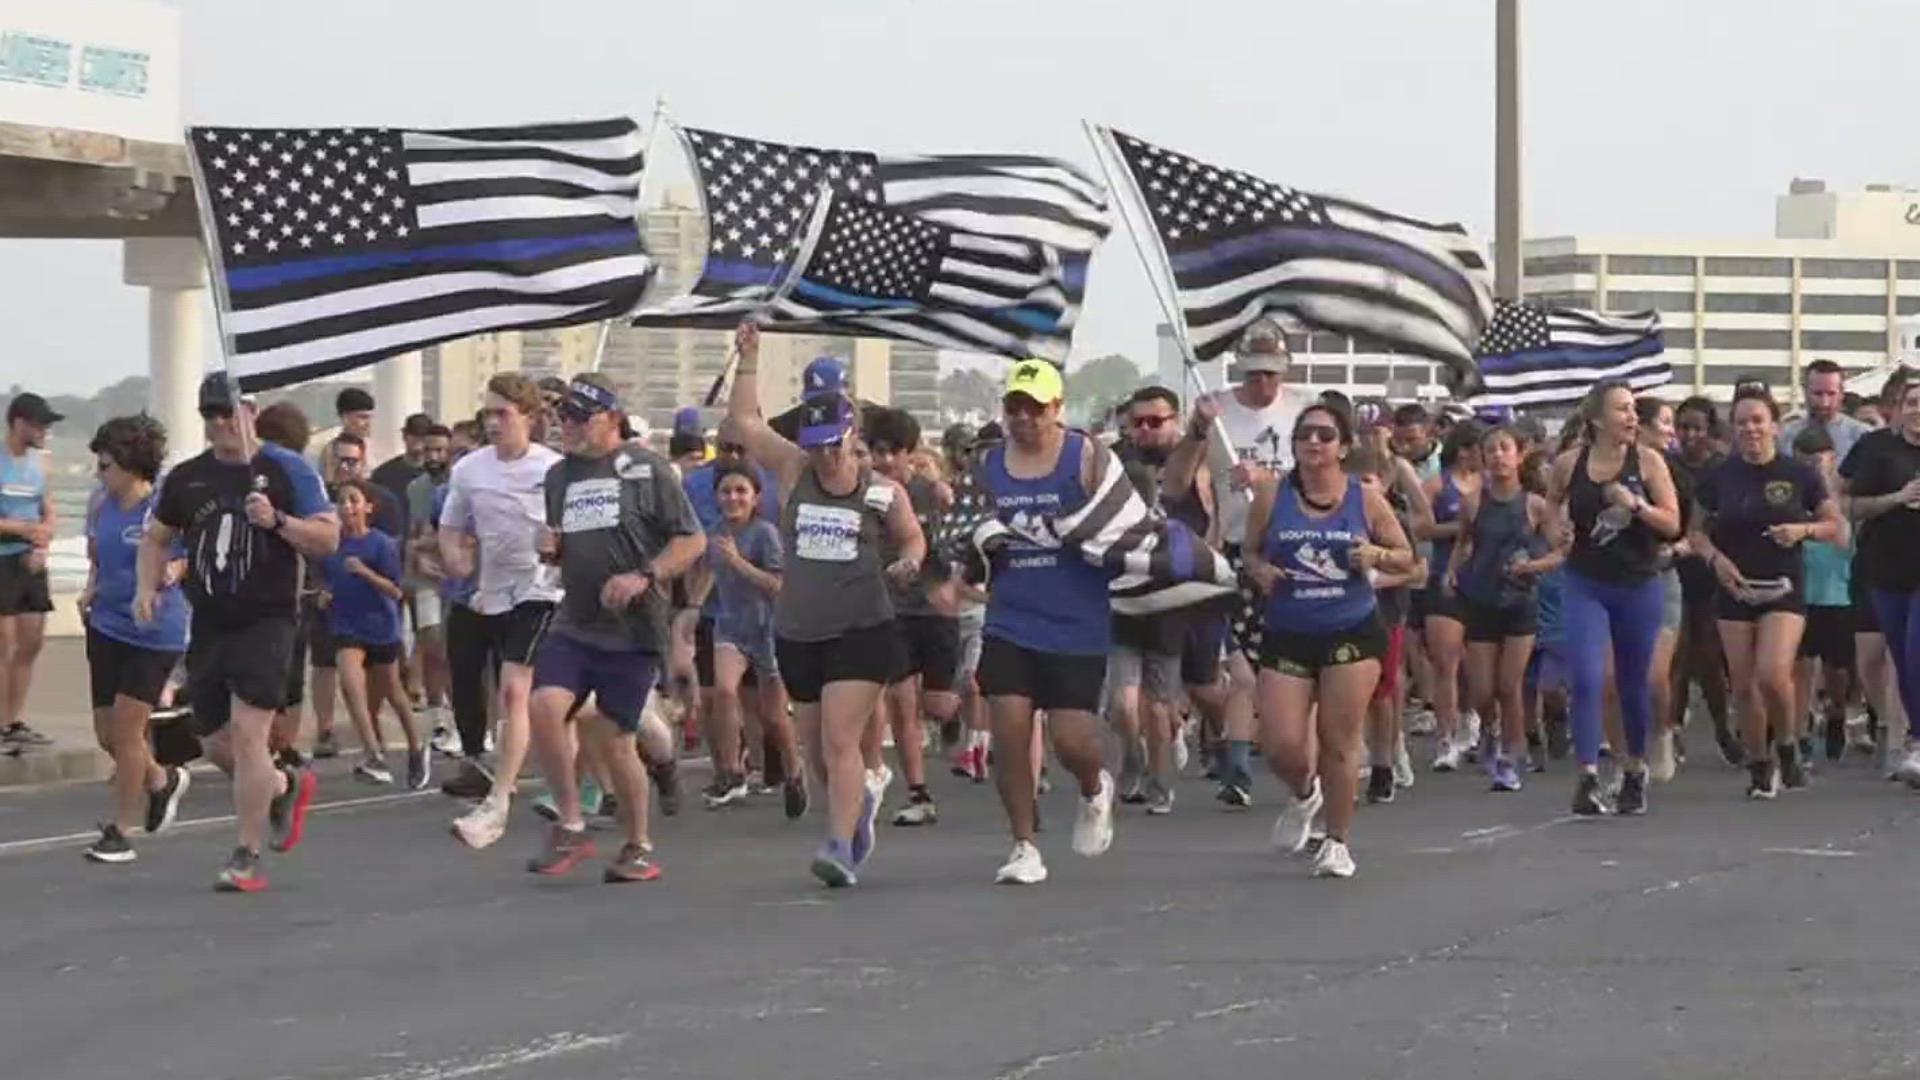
left=776, top=465, right=895, bottom=641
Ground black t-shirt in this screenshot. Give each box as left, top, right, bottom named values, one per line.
left=370, top=455, right=424, bottom=533
left=1696, top=454, right=1824, bottom=586
left=1669, top=450, right=1722, bottom=600
left=155, top=443, right=331, bottom=627
left=1841, top=428, right=1920, bottom=591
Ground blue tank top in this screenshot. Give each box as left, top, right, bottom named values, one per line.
left=0, top=448, right=46, bottom=557
left=980, top=432, right=1112, bottom=656
left=1262, top=476, right=1377, bottom=633
left=1457, top=485, right=1536, bottom=609
left=1426, top=472, right=1463, bottom=589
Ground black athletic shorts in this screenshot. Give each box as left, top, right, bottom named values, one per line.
left=188, top=616, right=299, bottom=732
left=86, top=628, right=180, bottom=709
left=480, top=601, right=555, bottom=666
left=1258, top=613, right=1390, bottom=679
left=1462, top=598, right=1539, bottom=644
left=1799, top=605, right=1856, bottom=665
left=894, top=614, right=960, bottom=692
left=0, top=551, right=52, bottom=616
left=1182, top=612, right=1228, bottom=687
left=976, top=635, right=1108, bottom=713
left=776, top=620, right=901, bottom=704
left=334, top=637, right=403, bottom=666
left=1852, top=571, right=1881, bottom=634
left=303, top=602, right=338, bottom=670
left=1715, top=588, right=1806, bottom=622
left=694, top=616, right=758, bottom=689
left=1414, top=585, right=1462, bottom=626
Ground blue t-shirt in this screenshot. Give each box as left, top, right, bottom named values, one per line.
left=1803, top=539, right=1851, bottom=609
left=322, top=529, right=405, bottom=645
left=428, top=482, right=477, bottom=607
left=0, top=448, right=47, bottom=557
left=710, top=519, right=782, bottom=650
left=88, top=489, right=188, bottom=652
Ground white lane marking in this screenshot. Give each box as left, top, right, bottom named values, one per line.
left=1764, top=846, right=1859, bottom=858
left=350, top=1032, right=626, bottom=1080
left=0, top=789, right=436, bottom=856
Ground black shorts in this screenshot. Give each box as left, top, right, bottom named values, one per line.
left=480, top=601, right=555, bottom=667
left=1799, top=605, right=1857, bottom=665
left=1258, top=613, right=1390, bottom=679
left=776, top=621, right=901, bottom=704
left=694, top=616, right=757, bottom=690
left=1715, top=589, right=1806, bottom=622
left=1414, top=585, right=1463, bottom=626
left=1463, top=598, right=1538, bottom=644
left=894, top=614, right=960, bottom=692
left=303, top=604, right=337, bottom=670
left=1852, top=571, right=1881, bottom=634
left=976, top=634, right=1108, bottom=713
left=86, top=628, right=180, bottom=709
left=532, top=631, right=658, bottom=731
left=334, top=637, right=403, bottom=666
left=188, top=616, right=299, bottom=732
left=0, top=551, right=52, bottom=616
left=1182, top=612, right=1228, bottom=687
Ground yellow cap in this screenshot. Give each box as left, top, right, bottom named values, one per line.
left=1004, top=358, right=1065, bottom=404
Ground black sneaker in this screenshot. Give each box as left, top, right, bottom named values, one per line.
left=1717, top=729, right=1747, bottom=768
left=145, top=765, right=192, bottom=834
left=440, top=759, right=493, bottom=800
left=1365, top=765, right=1395, bottom=804
left=1746, top=759, right=1779, bottom=800
left=1217, top=778, right=1252, bottom=809
left=1571, top=772, right=1612, bottom=816
left=1779, top=743, right=1809, bottom=791
left=1824, top=715, right=1846, bottom=761
left=84, top=824, right=136, bottom=864
left=649, top=759, right=681, bottom=817
left=1615, top=770, right=1648, bottom=816
left=783, top=775, right=809, bottom=820
left=1, top=722, right=52, bottom=748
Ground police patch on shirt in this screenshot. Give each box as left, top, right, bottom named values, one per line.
left=1764, top=480, right=1796, bottom=507
left=561, top=478, right=622, bottom=533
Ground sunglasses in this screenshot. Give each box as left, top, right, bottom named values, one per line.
left=1131, top=414, right=1174, bottom=429
left=1293, top=425, right=1341, bottom=445
left=199, top=406, right=235, bottom=421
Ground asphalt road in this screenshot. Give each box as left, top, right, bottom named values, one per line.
left=3, top=748, right=1919, bottom=1080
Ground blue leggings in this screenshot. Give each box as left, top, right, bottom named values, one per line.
left=1562, top=570, right=1666, bottom=767
left=1870, top=589, right=1920, bottom=742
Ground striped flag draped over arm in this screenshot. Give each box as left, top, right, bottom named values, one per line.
left=1091, top=126, right=1493, bottom=389
left=1468, top=300, right=1668, bottom=408
left=186, top=118, right=654, bottom=390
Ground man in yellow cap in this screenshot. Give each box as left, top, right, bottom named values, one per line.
left=968, top=358, right=1116, bottom=885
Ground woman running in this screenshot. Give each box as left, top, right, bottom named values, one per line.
left=727, top=323, right=925, bottom=887
left=79, top=416, right=192, bottom=863
left=1417, top=421, right=1483, bottom=772
left=1838, top=374, right=1920, bottom=786
left=1636, top=397, right=1689, bottom=780
left=323, top=480, right=429, bottom=790
left=1669, top=397, right=1738, bottom=764
left=1692, top=385, right=1842, bottom=797
left=1248, top=404, right=1414, bottom=879
left=1546, top=380, right=1683, bottom=817
left=1448, top=425, right=1557, bottom=794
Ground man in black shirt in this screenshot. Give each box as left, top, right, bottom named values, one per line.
left=140, top=374, right=339, bottom=893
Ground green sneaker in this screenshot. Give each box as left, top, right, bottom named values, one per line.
left=531, top=776, right=602, bottom=822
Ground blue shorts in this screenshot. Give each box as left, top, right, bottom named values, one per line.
left=531, top=631, right=658, bottom=732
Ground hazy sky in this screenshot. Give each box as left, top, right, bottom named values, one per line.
left=4, top=0, right=1917, bottom=395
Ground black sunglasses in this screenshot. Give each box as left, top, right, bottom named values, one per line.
left=1293, top=424, right=1341, bottom=445
left=199, top=406, right=234, bottom=420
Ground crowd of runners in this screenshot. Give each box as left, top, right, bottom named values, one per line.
left=6, top=316, right=1920, bottom=891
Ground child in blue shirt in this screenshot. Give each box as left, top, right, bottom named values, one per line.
left=322, top=480, right=427, bottom=789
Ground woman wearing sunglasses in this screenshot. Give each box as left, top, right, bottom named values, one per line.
left=1246, top=404, right=1414, bottom=879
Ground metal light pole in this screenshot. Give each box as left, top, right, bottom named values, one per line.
left=1494, top=0, right=1522, bottom=300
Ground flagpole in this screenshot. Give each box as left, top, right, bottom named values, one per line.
left=181, top=125, right=258, bottom=460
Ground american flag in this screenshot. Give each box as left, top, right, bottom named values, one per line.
left=1094, top=127, right=1494, bottom=388
left=763, top=188, right=1075, bottom=358
left=632, top=123, right=1108, bottom=358
left=187, top=119, right=654, bottom=390
left=1470, top=300, right=1668, bottom=408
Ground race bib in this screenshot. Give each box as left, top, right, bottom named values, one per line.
left=794, top=503, right=861, bottom=562
left=560, top=478, right=622, bottom=533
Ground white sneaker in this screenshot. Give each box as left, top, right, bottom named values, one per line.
left=1432, top=743, right=1464, bottom=773
left=451, top=796, right=508, bottom=850
left=995, top=840, right=1048, bottom=884
left=429, top=725, right=459, bottom=756
left=1393, top=738, right=1416, bottom=789
left=866, top=764, right=894, bottom=801
left=1269, top=776, right=1325, bottom=854
left=1896, top=744, right=1920, bottom=788
left=1405, top=708, right=1437, bottom=736
left=1649, top=729, right=1677, bottom=783
left=1311, top=837, right=1357, bottom=879
left=1072, top=770, right=1115, bottom=857
left=1462, top=710, right=1483, bottom=748
left=1172, top=730, right=1191, bottom=774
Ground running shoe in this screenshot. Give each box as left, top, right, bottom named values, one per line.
left=1393, top=739, right=1416, bottom=789
left=649, top=759, right=682, bottom=816
left=810, top=840, right=858, bottom=888
left=1571, top=771, right=1611, bottom=816
left=746, top=770, right=772, bottom=796
left=406, top=745, right=432, bottom=791
left=1716, top=729, right=1747, bottom=768
left=214, top=847, right=267, bottom=893
left=1545, top=717, right=1571, bottom=760
left=440, top=759, right=493, bottom=800
left=526, top=823, right=597, bottom=876
left=1432, top=742, right=1465, bottom=773
left=1072, top=770, right=1116, bottom=856
left=1895, top=742, right=1920, bottom=788
left=1848, top=726, right=1878, bottom=757
left=1648, top=729, right=1676, bottom=783
left=268, top=767, right=317, bottom=853
left=1462, top=710, right=1483, bottom=752
left=145, top=765, right=191, bottom=835
left=451, top=796, right=509, bottom=850
left=1366, top=765, right=1395, bottom=804
left=312, top=730, right=340, bottom=760
left=1615, top=769, right=1648, bottom=815
left=1035, top=767, right=1051, bottom=796
left=1172, top=729, right=1191, bottom=774
left=429, top=725, right=459, bottom=757
left=604, top=842, right=662, bottom=883
left=852, top=787, right=880, bottom=866
left=868, top=764, right=895, bottom=800
left=1490, top=759, right=1522, bottom=793
left=353, top=757, right=394, bottom=786
left=1823, top=715, right=1846, bottom=762
left=1117, top=746, right=1145, bottom=805
left=702, top=774, right=749, bottom=809
left=1144, top=779, right=1176, bottom=816
left=966, top=743, right=990, bottom=782
left=1216, top=779, right=1253, bottom=809
left=1779, top=744, right=1810, bottom=791
left=783, top=775, right=809, bottom=820
left=1746, top=759, right=1779, bottom=800
left=1302, top=829, right=1328, bottom=860
left=84, top=824, right=136, bottom=864
left=994, top=840, right=1048, bottom=885
left=1, top=722, right=52, bottom=747
left=892, top=789, right=938, bottom=826
left=277, top=748, right=308, bottom=771
left=1405, top=708, right=1437, bottom=737
left=1311, top=838, right=1356, bottom=879
left=1270, top=776, right=1325, bottom=854
left=950, top=746, right=973, bottom=778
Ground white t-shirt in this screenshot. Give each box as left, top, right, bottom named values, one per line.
left=1208, top=385, right=1308, bottom=546
left=440, top=442, right=565, bottom=615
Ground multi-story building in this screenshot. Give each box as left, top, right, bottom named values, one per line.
left=421, top=324, right=600, bottom=421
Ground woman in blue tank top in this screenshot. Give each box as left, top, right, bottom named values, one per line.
left=1416, top=422, right=1483, bottom=773
left=1547, top=380, right=1683, bottom=818
left=1447, top=426, right=1559, bottom=794
left=1245, top=404, right=1414, bottom=880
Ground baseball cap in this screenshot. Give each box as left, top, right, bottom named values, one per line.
left=796, top=393, right=855, bottom=449
left=558, top=373, right=622, bottom=422
left=5, top=392, right=63, bottom=426
left=672, top=405, right=702, bottom=435
left=1234, top=318, right=1290, bottom=375
left=1003, top=359, right=1064, bottom=405
left=197, top=372, right=241, bottom=415
left=802, top=356, right=848, bottom=397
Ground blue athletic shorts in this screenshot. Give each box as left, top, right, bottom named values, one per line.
left=532, top=631, right=658, bottom=732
